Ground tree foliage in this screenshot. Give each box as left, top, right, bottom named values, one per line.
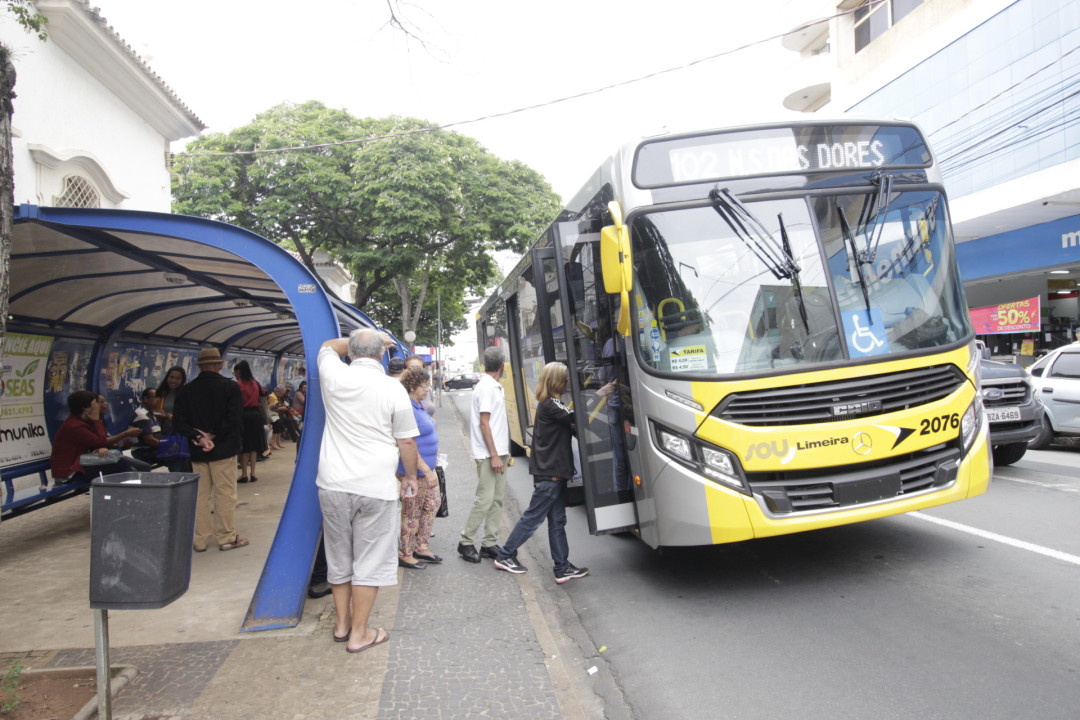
left=173, top=102, right=560, bottom=340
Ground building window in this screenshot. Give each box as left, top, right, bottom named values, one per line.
left=854, top=0, right=922, bottom=52
left=53, top=175, right=101, bottom=208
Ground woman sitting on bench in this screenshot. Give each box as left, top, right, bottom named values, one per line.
left=50, top=390, right=142, bottom=484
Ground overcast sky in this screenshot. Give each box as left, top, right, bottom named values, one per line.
left=97, top=0, right=807, bottom=201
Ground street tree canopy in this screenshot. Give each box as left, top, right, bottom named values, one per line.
left=172, top=101, right=561, bottom=341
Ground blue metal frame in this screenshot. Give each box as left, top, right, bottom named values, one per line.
left=12, top=206, right=339, bottom=632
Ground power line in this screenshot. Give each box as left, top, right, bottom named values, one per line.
left=177, top=3, right=885, bottom=159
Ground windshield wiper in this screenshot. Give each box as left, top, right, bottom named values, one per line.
left=709, top=188, right=800, bottom=280
left=777, top=212, right=809, bottom=332
left=709, top=188, right=808, bottom=331
left=837, top=201, right=872, bottom=315
left=856, top=171, right=893, bottom=265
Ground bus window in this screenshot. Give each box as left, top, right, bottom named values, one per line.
left=819, top=190, right=969, bottom=353
left=630, top=199, right=840, bottom=375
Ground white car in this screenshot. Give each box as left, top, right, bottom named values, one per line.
left=1027, top=344, right=1080, bottom=448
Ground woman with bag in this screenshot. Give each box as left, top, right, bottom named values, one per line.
left=396, top=368, right=443, bottom=569
left=493, top=362, right=589, bottom=584
left=233, top=360, right=267, bottom=484
left=154, top=366, right=187, bottom=435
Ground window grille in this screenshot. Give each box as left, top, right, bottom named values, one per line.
left=54, top=175, right=101, bottom=208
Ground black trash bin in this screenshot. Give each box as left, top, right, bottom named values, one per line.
left=89, top=472, right=199, bottom=610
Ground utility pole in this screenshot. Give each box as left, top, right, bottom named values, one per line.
left=436, top=293, right=443, bottom=408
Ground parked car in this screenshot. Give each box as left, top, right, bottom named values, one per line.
left=1026, top=343, right=1080, bottom=449
left=978, top=353, right=1044, bottom=466
left=444, top=373, right=481, bottom=390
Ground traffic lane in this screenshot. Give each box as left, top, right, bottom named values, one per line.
left=918, top=446, right=1080, bottom=557
left=546, top=501, right=1080, bottom=719
left=1012, top=444, right=1080, bottom=478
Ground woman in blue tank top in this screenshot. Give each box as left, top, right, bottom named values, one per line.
left=397, top=368, right=442, bottom=568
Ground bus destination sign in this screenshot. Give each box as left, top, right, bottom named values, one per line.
left=633, top=123, right=931, bottom=187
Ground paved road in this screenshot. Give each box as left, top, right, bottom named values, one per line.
left=481, top=400, right=1080, bottom=720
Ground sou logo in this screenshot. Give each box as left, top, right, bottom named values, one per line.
left=745, top=440, right=796, bottom=465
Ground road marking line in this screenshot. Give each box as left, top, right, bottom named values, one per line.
left=996, top=474, right=1080, bottom=493
left=911, top=512, right=1080, bottom=566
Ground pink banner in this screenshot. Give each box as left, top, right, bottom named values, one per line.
left=969, top=296, right=1040, bottom=334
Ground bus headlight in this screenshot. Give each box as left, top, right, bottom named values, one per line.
left=653, top=422, right=748, bottom=494
left=960, top=396, right=983, bottom=455
left=658, top=428, right=692, bottom=461
left=701, top=446, right=743, bottom=488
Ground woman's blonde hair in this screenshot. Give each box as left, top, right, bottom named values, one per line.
left=535, top=362, right=569, bottom=403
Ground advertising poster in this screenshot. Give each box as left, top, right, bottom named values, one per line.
left=968, top=296, right=1040, bottom=334
left=1, top=333, right=54, bottom=469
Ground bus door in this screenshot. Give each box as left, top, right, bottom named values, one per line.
left=551, top=222, right=639, bottom=536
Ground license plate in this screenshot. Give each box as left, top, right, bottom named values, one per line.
left=985, top=406, right=1021, bottom=422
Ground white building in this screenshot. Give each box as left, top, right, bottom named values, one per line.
left=780, top=0, right=1080, bottom=350
left=1, top=0, right=203, bottom=211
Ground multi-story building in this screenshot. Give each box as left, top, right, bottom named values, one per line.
left=781, top=0, right=1079, bottom=354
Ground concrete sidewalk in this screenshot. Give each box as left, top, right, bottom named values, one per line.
left=0, top=392, right=611, bottom=720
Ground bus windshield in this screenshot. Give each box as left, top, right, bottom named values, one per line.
left=629, top=189, right=971, bottom=376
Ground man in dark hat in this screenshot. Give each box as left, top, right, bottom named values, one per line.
left=173, top=347, right=247, bottom=552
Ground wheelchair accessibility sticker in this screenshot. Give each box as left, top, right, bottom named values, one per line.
left=842, top=308, right=890, bottom=358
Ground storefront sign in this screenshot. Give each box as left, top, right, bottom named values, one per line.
left=968, top=296, right=1040, bottom=334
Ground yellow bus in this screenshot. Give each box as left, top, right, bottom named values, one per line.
left=477, top=120, right=991, bottom=548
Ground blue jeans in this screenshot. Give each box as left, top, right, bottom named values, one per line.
left=498, top=477, right=569, bottom=573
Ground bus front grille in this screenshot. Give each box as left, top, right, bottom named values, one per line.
left=747, top=443, right=961, bottom=515
left=714, top=364, right=966, bottom=426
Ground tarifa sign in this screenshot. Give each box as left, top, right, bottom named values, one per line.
left=1, top=333, right=54, bottom=468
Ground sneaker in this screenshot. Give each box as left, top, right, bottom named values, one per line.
left=554, top=564, right=589, bottom=584
left=493, top=556, right=528, bottom=574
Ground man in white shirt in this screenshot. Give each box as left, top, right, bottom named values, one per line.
left=458, top=346, right=510, bottom=563
left=317, top=328, right=419, bottom=653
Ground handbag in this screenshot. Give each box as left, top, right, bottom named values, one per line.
left=435, top=465, right=449, bottom=518
left=80, top=449, right=123, bottom=466
left=156, top=434, right=191, bottom=460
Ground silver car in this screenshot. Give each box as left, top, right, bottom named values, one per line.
left=1027, top=344, right=1080, bottom=448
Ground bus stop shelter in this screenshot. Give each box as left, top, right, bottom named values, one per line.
left=5, top=204, right=388, bottom=631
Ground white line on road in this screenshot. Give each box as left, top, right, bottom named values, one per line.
left=911, top=512, right=1080, bottom=567
left=995, top=474, right=1080, bottom=493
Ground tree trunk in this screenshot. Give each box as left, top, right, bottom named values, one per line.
left=0, top=43, right=16, bottom=351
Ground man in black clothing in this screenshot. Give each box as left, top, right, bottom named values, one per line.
left=173, top=347, right=247, bottom=552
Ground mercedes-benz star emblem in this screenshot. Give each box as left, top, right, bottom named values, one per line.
left=852, top=432, right=873, bottom=455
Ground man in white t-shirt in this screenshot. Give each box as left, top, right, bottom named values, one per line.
left=458, top=345, right=510, bottom=563
left=317, top=328, right=419, bottom=654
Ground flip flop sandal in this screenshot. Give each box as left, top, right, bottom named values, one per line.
left=219, top=537, right=250, bottom=551
left=346, top=628, right=390, bottom=653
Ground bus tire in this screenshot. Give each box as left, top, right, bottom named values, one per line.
left=991, top=442, right=1027, bottom=467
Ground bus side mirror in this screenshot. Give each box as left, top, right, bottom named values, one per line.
left=600, top=227, right=633, bottom=337
left=600, top=225, right=625, bottom=294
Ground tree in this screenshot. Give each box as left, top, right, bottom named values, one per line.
left=0, top=1, right=47, bottom=350
left=173, top=102, right=561, bottom=338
